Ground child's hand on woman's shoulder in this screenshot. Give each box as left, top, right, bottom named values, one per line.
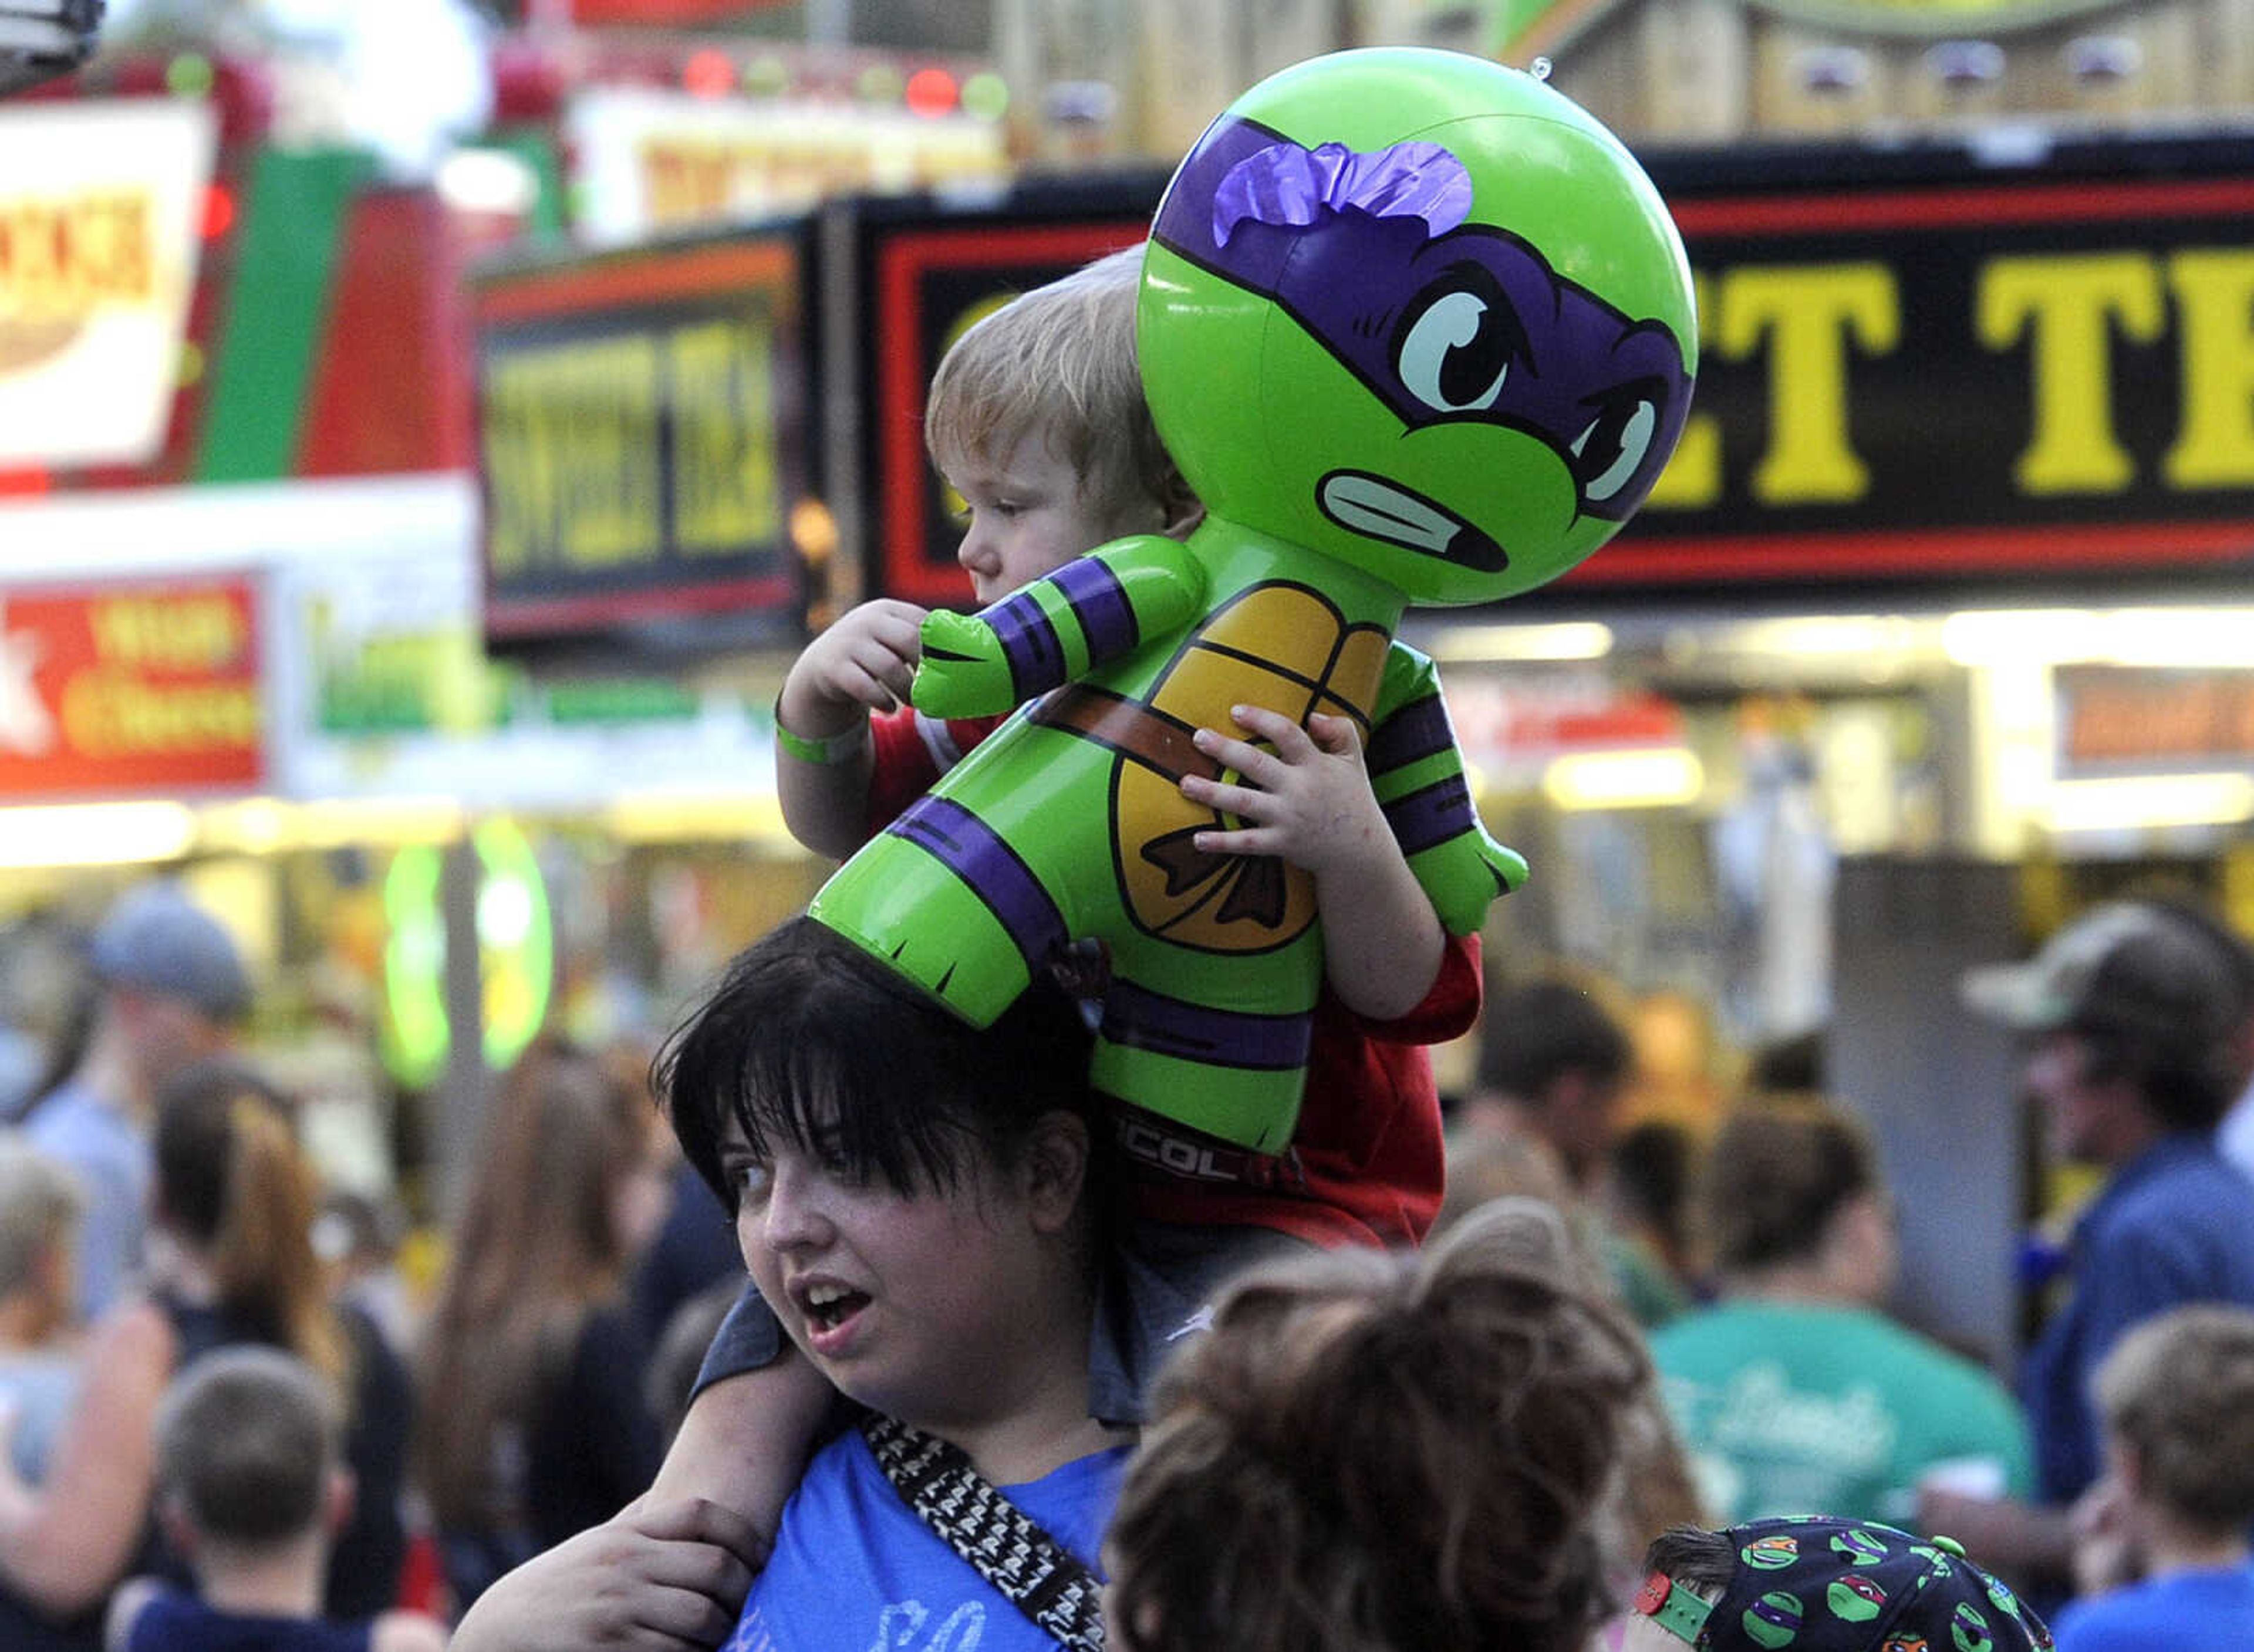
left=447, top=1495, right=765, bottom=1652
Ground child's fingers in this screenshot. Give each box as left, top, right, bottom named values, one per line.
left=1192, top=824, right=1280, bottom=858
left=1180, top=773, right=1277, bottom=821
left=838, top=660, right=906, bottom=711
left=1190, top=727, right=1290, bottom=787
left=863, top=643, right=918, bottom=702
left=1226, top=703, right=1317, bottom=759
left=1305, top=712, right=1362, bottom=756
left=862, top=605, right=927, bottom=654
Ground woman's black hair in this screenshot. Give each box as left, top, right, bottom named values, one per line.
left=654, top=916, right=1094, bottom=1211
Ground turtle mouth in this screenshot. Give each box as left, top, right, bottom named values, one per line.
left=1315, top=471, right=1507, bottom=572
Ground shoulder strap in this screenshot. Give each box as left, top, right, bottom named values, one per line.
left=858, top=1413, right=1107, bottom=1651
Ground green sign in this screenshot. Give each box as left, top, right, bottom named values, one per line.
left=380, top=819, right=554, bottom=1087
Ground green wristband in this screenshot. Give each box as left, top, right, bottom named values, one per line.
left=774, top=706, right=872, bottom=766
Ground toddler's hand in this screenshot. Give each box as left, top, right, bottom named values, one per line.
left=780, top=600, right=928, bottom=737
left=1180, top=704, right=1389, bottom=878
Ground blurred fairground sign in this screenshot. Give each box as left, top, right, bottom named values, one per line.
left=565, top=85, right=1006, bottom=246
left=1504, top=0, right=2131, bottom=50
left=1739, top=0, right=2135, bottom=32
left=0, top=99, right=217, bottom=471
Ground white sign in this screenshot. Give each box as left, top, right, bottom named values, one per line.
left=0, top=99, right=219, bottom=468
left=566, top=87, right=1007, bottom=245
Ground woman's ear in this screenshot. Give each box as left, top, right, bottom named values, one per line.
left=1021, top=1112, right=1090, bottom=1235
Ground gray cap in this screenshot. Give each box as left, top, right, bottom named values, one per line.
left=1960, top=900, right=2242, bottom=1041
left=88, top=881, right=251, bottom=1025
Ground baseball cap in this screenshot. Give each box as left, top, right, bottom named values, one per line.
left=1634, top=1516, right=2051, bottom=1651
left=88, top=881, right=252, bottom=1025
left=1958, top=900, right=2241, bottom=1042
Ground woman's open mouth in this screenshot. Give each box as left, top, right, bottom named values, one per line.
left=801, top=1282, right=871, bottom=1342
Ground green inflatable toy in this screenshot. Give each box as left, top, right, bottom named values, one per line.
left=812, top=48, right=1697, bottom=1151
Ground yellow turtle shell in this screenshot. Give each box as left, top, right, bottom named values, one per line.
left=1116, top=582, right=1388, bottom=952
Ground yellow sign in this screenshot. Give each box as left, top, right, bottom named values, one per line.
left=482, top=313, right=780, bottom=577
left=1648, top=248, right=2254, bottom=514
left=0, top=99, right=216, bottom=467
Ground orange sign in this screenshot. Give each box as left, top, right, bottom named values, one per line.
left=0, top=576, right=265, bottom=799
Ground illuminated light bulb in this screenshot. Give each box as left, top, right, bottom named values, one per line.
left=683, top=49, right=735, bottom=100
left=961, top=72, right=1010, bottom=120
left=905, top=67, right=959, bottom=116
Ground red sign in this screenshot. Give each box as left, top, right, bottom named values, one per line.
left=0, top=575, right=265, bottom=799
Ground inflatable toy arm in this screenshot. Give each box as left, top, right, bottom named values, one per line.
left=1367, top=644, right=1526, bottom=935
left=913, top=536, right=1206, bottom=718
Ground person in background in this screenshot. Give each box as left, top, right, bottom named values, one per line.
left=311, top=1190, right=415, bottom=1369
left=1460, top=978, right=1687, bottom=1326
left=1460, top=978, right=1633, bottom=1197
left=2050, top=1305, right=2254, bottom=1650
left=1619, top=1516, right=2050, bottom=1652
left=415, top=1035, right=669, bottom=1614
left=0, top=1142, right=85, bottom=1490
left=106, top=1346, right=447, bottom=1652
left=1933, top=900, right=2254, bottom=1585
left=0, top=910, right=99, bottom=1124
left=22, top=881, right=250, bottom=1319
left=1605, top=1119, right=1702, bottom=1308
left=1104, top=1198, right=1652, bottom=1652
left=1654, top=1095, right=2032, bottom=1528
left=0, top=1059, right=413, bottom=1644
left=2145, top=898, right=2254, bottom=1185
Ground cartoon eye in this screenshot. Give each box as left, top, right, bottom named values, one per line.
left=1570, top=383, right=1662, bottom=506
left=1395, top=264, right=1524, bottom=413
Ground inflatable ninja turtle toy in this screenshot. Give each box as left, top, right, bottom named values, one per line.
left=812, top=48, right=1696, bottom=1151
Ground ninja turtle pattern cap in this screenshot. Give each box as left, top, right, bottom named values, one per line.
left=1634, top=1517, right=2052, bottom=1652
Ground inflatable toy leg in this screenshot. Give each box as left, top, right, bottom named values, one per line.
left=1091, top=931, right=1324, bottom=1153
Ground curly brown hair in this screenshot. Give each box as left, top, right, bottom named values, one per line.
left=1106, top=1198, right=1651, bottom=1652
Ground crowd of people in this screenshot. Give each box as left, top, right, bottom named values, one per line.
left=0, top=235, right=2251, bottom=1652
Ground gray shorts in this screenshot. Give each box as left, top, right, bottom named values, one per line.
left=693, top=1218, right=1313, bottom=1426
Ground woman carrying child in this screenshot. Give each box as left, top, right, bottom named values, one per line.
left=655, top=916, right=1128, bottom=1651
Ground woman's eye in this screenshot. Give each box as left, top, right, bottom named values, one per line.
left=728, top=1161, right=772, bottom=1205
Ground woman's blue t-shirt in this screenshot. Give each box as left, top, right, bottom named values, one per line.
left=724, top=1430, right=1127, bottom=1652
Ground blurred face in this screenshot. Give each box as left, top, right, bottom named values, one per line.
left=717, top=1111, right=1058, bottom=1432
left=941, top=430, right=1164, bottom=606
left=1546, top=1068, right=1624, bottom=1186
left=2024, top=1029, right=2137, bottom=1165
left=119, top=990, right=225, bottom=1087
left=609, top=1143, right=672, bottom=1260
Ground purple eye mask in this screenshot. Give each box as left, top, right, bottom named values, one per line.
left=1155, top=116, right=1692, bottom=521
left=1212, top=138, right=1473, bottom=246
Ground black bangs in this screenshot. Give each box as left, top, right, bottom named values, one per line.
left=657, top=916, right=1094, bottom=1211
